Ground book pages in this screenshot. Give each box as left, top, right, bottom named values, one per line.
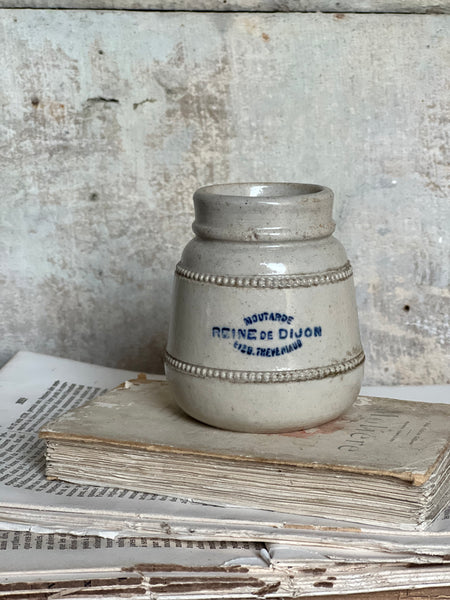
left=0, top=352, right=449, bottom=543
left=1, top=531, right=450, bottom=599
left=40, top=378, right=450, bottom=528
left=1, top=350, right=450, bottom=599
left=41, top=380, right=449, bottom=481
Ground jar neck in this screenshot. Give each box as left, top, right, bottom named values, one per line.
left=192, top=183, right=335, bottom=243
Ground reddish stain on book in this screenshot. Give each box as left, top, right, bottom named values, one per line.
left=280, top=420, right=345, bottom=438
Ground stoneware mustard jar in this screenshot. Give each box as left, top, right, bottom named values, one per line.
left=165, top=183, right=364, bottom=433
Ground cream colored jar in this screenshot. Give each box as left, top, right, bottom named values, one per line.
left=165, top=183, right=364, bottom=433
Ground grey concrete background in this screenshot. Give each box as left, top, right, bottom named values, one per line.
left=1, top=10, right=448, bottom=383
left=1, top=1, right=449, bottom=12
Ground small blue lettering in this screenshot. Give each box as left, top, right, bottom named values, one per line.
left=242, top=311, right=294, bottom=326
left=213, top=314, right=322, bottom=357
left=255, top=339, right=303, bottom=357
left=234, top=341, right=254, bottom=355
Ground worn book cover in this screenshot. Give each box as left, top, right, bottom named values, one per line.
left=41, top=377, right=449, bottom=484
left=40, top=378, right=450, bottom=528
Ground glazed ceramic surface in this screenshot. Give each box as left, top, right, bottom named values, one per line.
left=165, top=183, right=364, bottom=432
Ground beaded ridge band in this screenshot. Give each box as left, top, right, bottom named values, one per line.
left=175, top=261, right=353, bottom=289
left=165, top=349, right=365, bottom=384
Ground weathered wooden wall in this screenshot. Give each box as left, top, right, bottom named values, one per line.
left=1, top=9, right=448, bottom=383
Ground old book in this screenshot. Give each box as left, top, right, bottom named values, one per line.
left=2, top=530, right=450, bottom=599
left=40, top=378, right=450, bottom=530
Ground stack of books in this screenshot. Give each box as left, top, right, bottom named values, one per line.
left=1, top=351, right=449, bottom=599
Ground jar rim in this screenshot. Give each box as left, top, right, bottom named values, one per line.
left=194, top=182, right=328, bottom=201
left=192, top=182, right=335, bottom=242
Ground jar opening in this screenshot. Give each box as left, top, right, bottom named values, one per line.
left=193, top=182, right=335, bottom=242
left=197, top=182, right=325, bottom=199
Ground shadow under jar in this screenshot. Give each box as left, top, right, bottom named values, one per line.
left=165, top=183, right=365, bottom=433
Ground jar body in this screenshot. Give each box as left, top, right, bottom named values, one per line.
left=165, top=183, right=364, bottom=433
